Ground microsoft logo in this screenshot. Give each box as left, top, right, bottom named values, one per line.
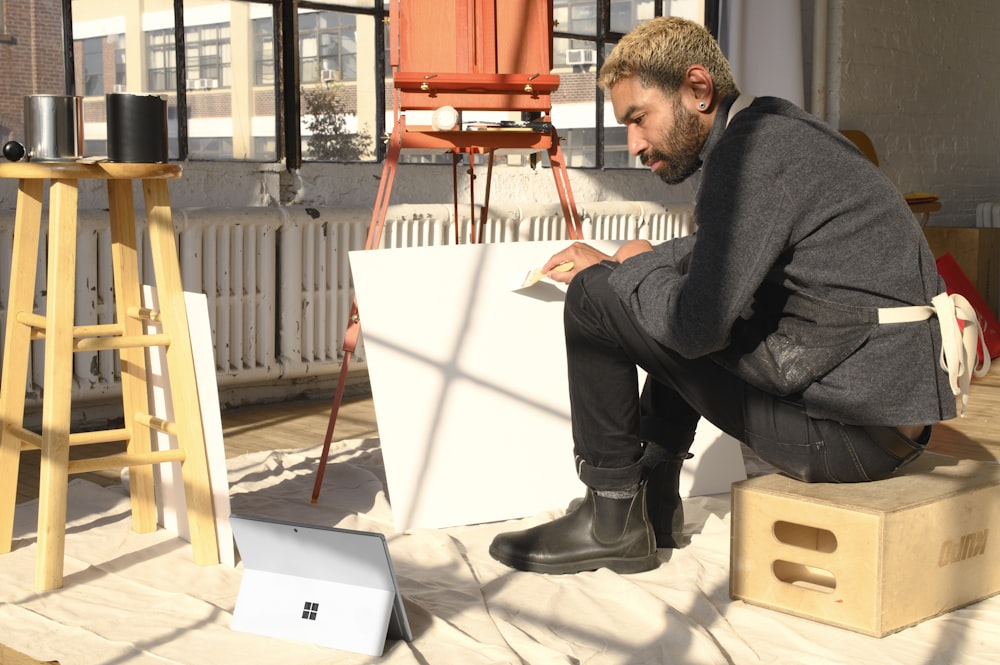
left=301, top=601, right=319, bottom=620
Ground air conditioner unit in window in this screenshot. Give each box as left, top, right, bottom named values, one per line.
left=320, top=69, right=339, bottom=82
left=566, top=48, right=596, bottom=66
left=188, top=78, right=219, bottom=90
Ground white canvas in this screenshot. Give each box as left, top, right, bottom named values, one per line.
left=144, top=287, right=236, bottom=566
left=349, top=241, right=746, bottom=532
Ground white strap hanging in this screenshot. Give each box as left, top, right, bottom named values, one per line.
left=878, top=292, right=991, bottom=415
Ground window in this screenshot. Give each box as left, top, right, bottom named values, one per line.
left=299, top=10, right=358, bottom=85
left=78, top=34, right=125, bottom=97
left=65, top=1, right=711, bottom=167
left=147, top=29, right=177, bottom=92
left=553, top=0, right=709, bottom=168
left=113, top=34, right=127, bottom=90
left=81, top=37, right=104, bottom=96
left=252, top=17, right=275, bottom=86
left=185, top=22, right=231, bottom=89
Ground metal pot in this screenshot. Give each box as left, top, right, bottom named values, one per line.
left=23, top=95, right=83, bottom=161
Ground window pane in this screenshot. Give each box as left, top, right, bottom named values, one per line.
left=81, top=37, right=105, bottom=97
left=299, top=8, right=378, bottom=162
left=309, top=0, right=376, bottom=7
left=71, top=0, right=278, bottom=162
left=601, top=0, right=706, bottom=168
left=183, top=0, right=276, bottom=160
left=554, top=0, right=596, bottom=37
left=551, top=36, right=598, bottom=167
left=72, top=0, right=179, bottom=159
left=65, top=0, right=709, bottom=168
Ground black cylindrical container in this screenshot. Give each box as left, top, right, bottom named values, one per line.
left=106, top=93, right=168, bottom=163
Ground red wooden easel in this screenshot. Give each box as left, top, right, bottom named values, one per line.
left=311, top=0, right=584, bottom=502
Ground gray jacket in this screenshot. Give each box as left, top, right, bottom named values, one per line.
left=609, top=95, right=955, bottom=425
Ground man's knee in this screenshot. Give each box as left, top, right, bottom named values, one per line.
left=566, top=262, right=618, bottom=315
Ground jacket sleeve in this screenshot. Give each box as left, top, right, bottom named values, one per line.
left=608, top=112, right=802, bottom=358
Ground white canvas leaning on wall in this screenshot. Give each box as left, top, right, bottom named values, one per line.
left=350, top=240, right=746, bottom=532
left=144, top=287, right=236, bottom=567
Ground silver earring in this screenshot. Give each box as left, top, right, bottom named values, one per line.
left=698, top=102, right=707, bottom=110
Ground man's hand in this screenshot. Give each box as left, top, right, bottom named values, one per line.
left=541, top=240, right=653, bottom=284
left=613, top=240, right=654, bottom=262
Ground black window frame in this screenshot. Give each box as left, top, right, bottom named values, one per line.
left=61, top=0, right=718, bottom=170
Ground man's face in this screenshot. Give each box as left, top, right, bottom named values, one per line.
left=610, top=76, right=709, bottom=185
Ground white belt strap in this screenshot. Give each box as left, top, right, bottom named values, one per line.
left=878, top=292, right=991, bottom=415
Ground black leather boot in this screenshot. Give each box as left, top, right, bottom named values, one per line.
left=645, top=455, right=688, bottom=549
left=488, top=485, right=658, bottom=574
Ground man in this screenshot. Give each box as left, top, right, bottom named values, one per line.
left=489, top=17, right=976, bottom=575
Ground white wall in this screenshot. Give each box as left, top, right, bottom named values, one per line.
left=833, top=0, right=1000, bottom=226
left=0, top=159, right=698, bottom=217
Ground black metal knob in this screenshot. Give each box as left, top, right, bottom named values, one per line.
left=3, top=140, right=25, bottom=162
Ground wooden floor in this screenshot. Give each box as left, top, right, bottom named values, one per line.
left=924, top=362, right=1000, bottom=461
left=12, top=363, right=1000, bottom=506
left=13, top=390, right=378, bottom=505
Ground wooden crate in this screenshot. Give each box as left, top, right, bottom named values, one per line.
left=730, top=455, right=1000, bottom=637
left=923, top=226, right=1000, bottom=316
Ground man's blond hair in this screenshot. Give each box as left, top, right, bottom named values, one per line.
left=599, top=16, right=739, bottom=98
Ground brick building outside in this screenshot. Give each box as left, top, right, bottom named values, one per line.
left=0, top=0, right=67, bottom=145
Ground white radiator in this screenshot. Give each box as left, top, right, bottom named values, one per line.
left=976, top=202, right=1000, bottom=229
left=0, top=202, right=695, bottom=414
left=975, top=202, right=1000, bottom=317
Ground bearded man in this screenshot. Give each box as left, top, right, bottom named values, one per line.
left=489, top=16, right=969, bottom=575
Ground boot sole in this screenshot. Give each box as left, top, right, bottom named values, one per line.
left=489, top=546, right=659, bottom=575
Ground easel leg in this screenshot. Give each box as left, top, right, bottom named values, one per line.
left=311, top=302, right=361, bottom=503
left=312, top=132, right=402, bottom=501
left=368, top=125, right=403, bottom=251
left=546, top=130, right=584, bottom=239
left=479, top=150, right=496, bottom=243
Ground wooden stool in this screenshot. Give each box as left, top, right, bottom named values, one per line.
left=0, top=162, right=220, bottom=590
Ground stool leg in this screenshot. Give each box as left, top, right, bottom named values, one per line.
left=141, top=179, right=220, bottom=566
left=0, top=179, right=45, bottom=555
left=35, top=179, right=79, bottom=590
left=107, top=180, right=157, bottom=533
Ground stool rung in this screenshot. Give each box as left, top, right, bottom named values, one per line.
left=9, top=425, right=131, bottom=450
left=134, top=412, right=180, bottom=436
left=6, top=425, right=41, bottom=449
left=127, top=306, right=162, bottom=322
left=16, top=309, right=162, bottom=328
left=17, top=313, right=172, bottom=350
left=73, top=333, right=171, bottom=352
left=17, top=313, right=124, bottom=338
left=67, top=448, right=187, bottom=475
left=26, top=330, right=172, bottom=351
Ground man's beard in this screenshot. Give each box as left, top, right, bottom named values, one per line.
left=642, top=100, right=708, bottom=185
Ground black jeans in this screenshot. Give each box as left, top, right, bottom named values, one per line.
left=565, top=264, right=926, bottom=491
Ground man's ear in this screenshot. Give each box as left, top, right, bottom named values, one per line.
left=683, top=64, right=716, bottom=114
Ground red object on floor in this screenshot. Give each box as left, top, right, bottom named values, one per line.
left=936, top=252, right=1000, bottom=360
